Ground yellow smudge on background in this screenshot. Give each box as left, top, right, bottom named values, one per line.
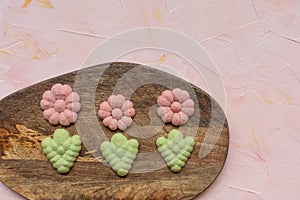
left=0, top=49, right=12, bottom=55
left=21, top=0, right=53, bottom=9
left=21, top=0, right=32, bottom=8
left=285, top=94, right=292, bottom=105
left=277, top=89, right=292, bottom=105
left=33, top=49, right=40, bottom=60
left=260, top=92, right=274, bottom=104
left=38, top=0, right=53, bottom=9
left=0, top=49, right=16, bottom=56
left=262, top=96, right=274, bottom=104
left=153, top=9, right=163, bottom=22
left=159, top=54, right=166, bottom=63
left=24, top=40, right=30, bottom=49
left=32, top=43, right=51, bottom=60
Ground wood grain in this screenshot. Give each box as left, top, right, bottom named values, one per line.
left=0, top=62, right=229, bottom=200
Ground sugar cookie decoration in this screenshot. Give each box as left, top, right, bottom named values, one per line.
left=156, top=129, right=195, bottom=173
left=98, top=95, right=135, bottom=131
left=100, top=133, right=139, bottom=177
left=41, top=129, right=82, bottom=174
left=157, top=88, right=195, bottom=126
left=40, top=83, right=81, bottom=126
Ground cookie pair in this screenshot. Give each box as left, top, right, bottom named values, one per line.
left=100, top=130, right=195, bottom=177
left=98, top=88, right=196, bottom=130
left=41, top=130, right=137, bottom=175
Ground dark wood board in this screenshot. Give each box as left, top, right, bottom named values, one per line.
left=0, top=62, right=229, bottom=200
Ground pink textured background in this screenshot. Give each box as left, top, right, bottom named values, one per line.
left=1, top=0, right=300, bottom=199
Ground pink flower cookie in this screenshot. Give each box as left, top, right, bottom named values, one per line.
left=98, top=94, right=135, bottom=131
left=157, top=88, right=195, bottom=126
left=40, top=83, right=81, bottom=126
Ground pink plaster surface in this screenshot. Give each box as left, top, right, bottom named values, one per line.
left=0, top=0, right=300, bottom=199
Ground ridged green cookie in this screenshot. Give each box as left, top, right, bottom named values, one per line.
left=41, top=129, right=81, bottom=174
left=156, top=129, right=195, bottom=172
left=100, top=133, right=139, bottom=177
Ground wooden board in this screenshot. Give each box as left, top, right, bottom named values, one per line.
left=0, top=62, right=229, bottom=200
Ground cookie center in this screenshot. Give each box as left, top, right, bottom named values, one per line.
left=170, top=102, right=181, bottom=113
left=54, top=99, right=66, bottom=112
left=112, top=108, right=123, bottom=120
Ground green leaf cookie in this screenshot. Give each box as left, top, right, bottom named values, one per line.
left=100, top=133, right=139, bottom=177
left=156, top=129, right=195, bottom=173
left=41, top=129, right=82, bottom=174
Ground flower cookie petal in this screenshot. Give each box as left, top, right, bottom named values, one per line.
left=123, top=108, right=135, bottom=117
left=40, top=99, right=54, bottom=110
left=161, top=90, right=174, bottom=102
left=51, top=84, right=72, bottom=100
left=121, top=100, right=133, bottom=111
left=42, top=91, right=56, bottom=102
left=100, top=102, right=112, bottom=112
left=172, top=113, right=181, bottom=126
left=59, top=112, right=70, bottom=126
left=49, top=112, right=60, bottom=125
left=179, top=111, right=189, bottom=124
left=157, top=96, right=171, bottom=107
left=63, top=109, right=77, bottom=123
left=65, top=92, right=81, bottom=103
left=108, top=95, right=126, bottom=109
left=157, top=107, right=170, bottom=117
left=103, top=116, right=113, bottom=127
left=98, top=110, right=111, bottom=119
left=182, top=99, right=194, bottom=108
left=62, top=85, right=72, bottom=97
left=121, top=116, right=133, bottom=127
left=181, top=107, right=194, bottom=116
left=51, top=84, right=64, bottom=99
left=109, top=119, right=118, bottom=130
left=162, top=110, right=174, bottom=123
left=172, top=88, right=190, bottom=103
left=43, top=108, right=55, bottom=120
left=67, top=102, right=81, bottom=112
left=117, top=120, right=127, bottom=131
